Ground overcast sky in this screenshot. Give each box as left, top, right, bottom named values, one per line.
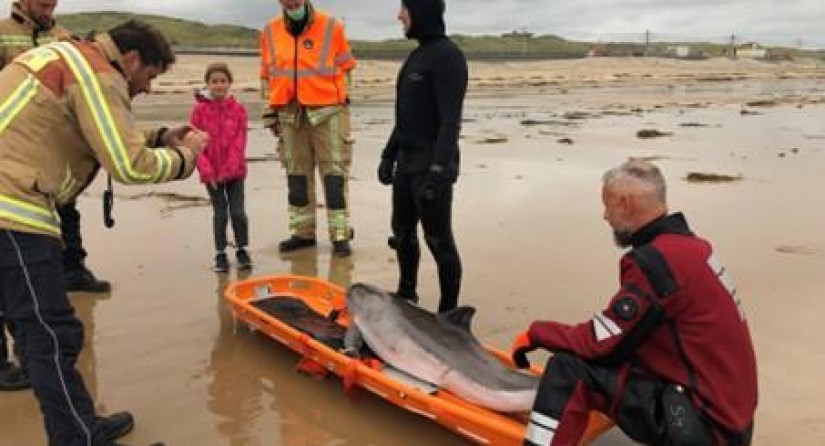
left=57, top=0, right=825, bottom=48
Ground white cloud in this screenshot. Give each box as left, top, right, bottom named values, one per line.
left=54, top=0, right=825, bottom=48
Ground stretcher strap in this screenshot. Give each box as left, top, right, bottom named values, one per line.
left=294, top=333, right=328, bottom=378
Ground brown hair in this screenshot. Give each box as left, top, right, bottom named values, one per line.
left=108, top=20, right=175, bottom=71
left=204, top=62, right=233, bottom=83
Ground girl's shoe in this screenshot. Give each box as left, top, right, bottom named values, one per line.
left=236, top=249, right=253, bottom=270
left=213, top=253, right=229, bottom=273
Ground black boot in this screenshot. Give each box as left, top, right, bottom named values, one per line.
left=65, top=266, right=111, bottom=293
left=109, top=443, right=165, bottom=446
left=236, top=249, right=253, bottom=270
left=332, top=240, right=352, bottom=257
left=278, top=236, right=316, bottom=253
left=0, top=362, right=30, bottom=391
left=213, top=253, right=229, bottom=273
left=93, top=411, right=134, bottom=445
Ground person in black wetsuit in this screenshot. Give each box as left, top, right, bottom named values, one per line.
left=377, top=0, right=467, bottom=313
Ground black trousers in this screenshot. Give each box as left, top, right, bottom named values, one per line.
left=391, top=173, right=462, bottom=312
left=58, top=200, right=87, bottom=274
left=0, top=314, right=8, bottom=365
left=0, top=230, right=99, bottom=446
left=525, top=353, right=723, bottom=446
left=2, top=202, right=86, bottom=366
left=206, top=179, right=250, bottom=252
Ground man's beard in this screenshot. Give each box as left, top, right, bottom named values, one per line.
left=613, top=229, right=633, bottom=248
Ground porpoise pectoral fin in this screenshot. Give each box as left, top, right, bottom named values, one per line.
left=438, top=306, right=477, bottom=331
left=343, top=323, right=364, bottom=358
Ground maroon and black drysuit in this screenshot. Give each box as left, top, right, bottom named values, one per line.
left=523, top=213, right=757, bottom=446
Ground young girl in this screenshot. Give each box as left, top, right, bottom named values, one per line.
left=190, top=62, right=252, bottom=272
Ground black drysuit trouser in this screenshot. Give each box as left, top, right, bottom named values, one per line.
left=390, top=173, right=461, bottom=312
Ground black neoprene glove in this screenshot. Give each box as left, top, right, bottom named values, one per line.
left=378, top=158, right=395, bottom=185
left=418, top=164, right=449, bottom=201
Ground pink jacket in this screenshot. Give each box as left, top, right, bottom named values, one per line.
left=190, top=91, right=248, bottom=184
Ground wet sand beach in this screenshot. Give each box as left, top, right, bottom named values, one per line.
left=2, top=56, right=824, bottom=445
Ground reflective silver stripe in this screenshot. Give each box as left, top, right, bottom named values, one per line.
left=316, top=17, right=337, bottom=73
left=593, top=312, right=622, bottom=342
left=264, top=23, right=278, bottom=76
left=269, top=67, right=323, bottom=78
left=268, top=16, right=338, bottom=81
left=51, top=42, right=167, bottom=183
left=0, top=194, right=60, bottom=235
left=526, top=412, right=558, bottom=445
left=334, top=52, right=354, bottom=65
left=0, top=74, right=39, bottom=133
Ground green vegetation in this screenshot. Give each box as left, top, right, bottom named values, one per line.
left=57, top=12, right=259, bottom=48
left=56, top=12, right=822, bottom=60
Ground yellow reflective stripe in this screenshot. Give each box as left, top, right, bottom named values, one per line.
left=151, top=149, right=173, bottom=182
left=51, top=42, right=164, bottom=184
left=51, top=42, right=140, bottom=183
left=0, top=74, right=39, bottom=133
left=0, top=194, right=60, bottom=235
left=0, top=35, right=32, bottom=46
left=57, top=167, right=76, bottom=202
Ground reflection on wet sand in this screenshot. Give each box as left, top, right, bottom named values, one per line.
left=72, top=291, right=110, bottom=412
left=208, top=272, right=267, bottom=446
left=280, top=248, right=355, bottom=289
left=206, top=268, right=468, bottom=446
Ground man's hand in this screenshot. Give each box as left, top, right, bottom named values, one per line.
left=181, top=129, right=209, bottom=157
left=418, top=164, right=449, bottom=201
left=162, top=125, right=192, bottom=147
left=510, top=330, right=538, bottom=369
left=377, top=158, right=395, bottom=185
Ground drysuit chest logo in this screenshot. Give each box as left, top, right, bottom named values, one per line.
left=303, top=39, right=314, bottom=50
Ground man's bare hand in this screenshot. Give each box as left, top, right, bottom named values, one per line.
left=162, top=125, right=192, bottom=147
left=181, top=129, right=209, bottom=157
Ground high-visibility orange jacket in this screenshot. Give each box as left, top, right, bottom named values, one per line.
left=260, top=5, right=356, bottom=108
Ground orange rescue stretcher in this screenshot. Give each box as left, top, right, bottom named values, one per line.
left=224, top=274, right=613, bottom=445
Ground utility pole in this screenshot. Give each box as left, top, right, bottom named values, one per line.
left=521, top=26, right=528, bottom=59
left=645, top=29, right=650, bottom=56
left=729, top=34, right=736, bottom=59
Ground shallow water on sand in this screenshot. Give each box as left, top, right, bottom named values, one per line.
left=2, top=80, right=824, bottom=445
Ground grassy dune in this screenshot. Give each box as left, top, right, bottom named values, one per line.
left=57, top=12, right=822, bottom=60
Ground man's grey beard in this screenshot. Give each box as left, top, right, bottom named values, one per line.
left=613, top=229, right=633, bottom=248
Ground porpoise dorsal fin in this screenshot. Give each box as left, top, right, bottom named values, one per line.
left=439, top=306, right=477, bottom=330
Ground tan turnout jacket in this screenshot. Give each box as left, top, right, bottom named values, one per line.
left=0, top=33, right=197, bottom=238
left=0, top=2, right=72, bottom=68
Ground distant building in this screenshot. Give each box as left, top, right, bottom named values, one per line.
left=664, top=45, right=708, bottom=60
left=667, top=45, right=691, bottom=58
left=502, top=29, right=534, bottom=39
left=736, top=43, right=769, bottom=59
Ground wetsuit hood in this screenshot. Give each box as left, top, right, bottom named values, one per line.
left=402, top=0, right=446, bottom=41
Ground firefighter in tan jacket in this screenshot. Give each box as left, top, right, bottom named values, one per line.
left=1, top=2, right=116, bottom=296
left=0, top=20, right=206, bottom=446
left=0, top=0, right=76, bottom=393
left=0, top=1, right=72, bottom=67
